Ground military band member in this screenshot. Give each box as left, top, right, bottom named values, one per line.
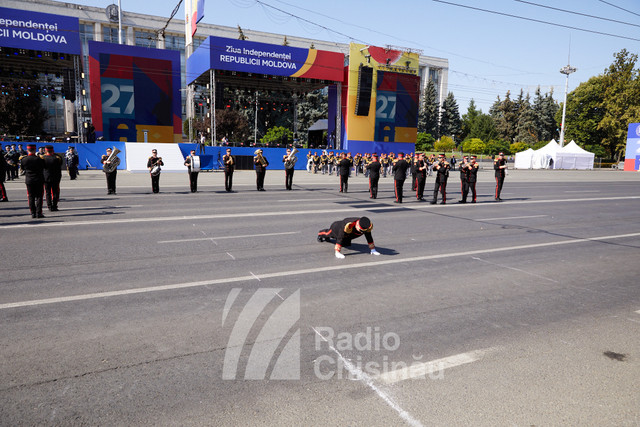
left=254, top=149, right=269, bottom=191
left=354, top=153, right=363, bottom=176
left=468, top=155, right=479, bottom=203
left=223, top=148, right=235, bottom=192
left=306, top=151, right=313, bottom=173
left=338, top=152, right=352, bottom=193
left=392, top=152, right=410, bottom=203
left=380, top=153, right=389, bottom=178
left=43, top=145, right=63, bottom=211
left=366, top=154, right=381, bottom=199
left=0, top=147, right=7, bottom=201
left=147, top=149, right=164, bottom=193
left=328, top=151, right=336, bottom=175
left=101, top=147, right=118, bottom=195
left=312, top=152, right=320, bottom=173
left=494, top=152, right=507, bottom=201
left=184, top=149, right=199, bottom=193
left=430, top=154, right=450, bottom=204
left=20, top=144, right=45, bottom=218
left=320, top=151, right=329, bottom=175
left=415, top=153, right=428, bottom=201
left=458, top=156, right=470, bottom=203
left=317, top=216, right=380, bottom=259
left=283, top=148, right=296, bottom=190
left=65, top=146, right=79, bottom=180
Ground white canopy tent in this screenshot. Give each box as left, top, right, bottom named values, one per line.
left=531, top=139, right=560, bottom=169
left=555, top=140, right=595, bottom=169
left=514, top=148, right=535, bottom=169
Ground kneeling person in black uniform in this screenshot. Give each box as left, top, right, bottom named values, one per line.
left=317, top=216, right=380, bottom=259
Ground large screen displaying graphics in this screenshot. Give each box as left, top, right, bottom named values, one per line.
left=623, top=122, right=640, bottom=171
left=187, top=36, right=344, bottom=84
left=345, top=43, right=420, bottom=148
left=88, top=42, right=182, bottom=143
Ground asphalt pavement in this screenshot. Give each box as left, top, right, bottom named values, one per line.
left=1, top=167, right=639, bottom=426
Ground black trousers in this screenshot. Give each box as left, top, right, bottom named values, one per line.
left=416, top=175, right=426, bottom=199
left=26, top=182, right=43, bottom=216
left=394, top=178, right=405, bottom=202
left=225, top=170, right=233, bottom=191
left=369, top=175, right=379, bottom=198
left=433, top=180, right=447, bottom=203
left=411, top=173, right=417, bottom=190
left=105, top=170, right=117, bottom=194
left=189, top=172, right=198, bottom=192
left=339, top=174, right=349, bottom=193
left=461, top=179, right=470, bottom=202
left=256, top=170, right=266, bottom=190
left=44, top=180, right=60, bottom=209
left=469, top=182, right=477, bottom=202
left=495, top=175, right=505, bottom=199
left=0, top=181, right=7, bottom=200
left=151, top=173, right=160, bottom=193
left=285, top=168, right=294, bottom=190
left=68, top=166, right=78, bottom=180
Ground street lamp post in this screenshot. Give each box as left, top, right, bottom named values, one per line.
left=559, top=64, right=577, bottom=147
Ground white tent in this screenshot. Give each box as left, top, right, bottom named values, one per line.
left=531, top=139, right=559, bottom=169
left=555, top=140, right=595, bottom=170
left=514, top=148, right=535, bottom=169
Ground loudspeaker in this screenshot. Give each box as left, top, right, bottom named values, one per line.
left=355, top=65, right=373, bottom=116
left=62, top=68, right=76, bottom=102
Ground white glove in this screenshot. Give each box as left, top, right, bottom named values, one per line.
left=335, top=251, right=345, bottom=259
left=370, top=249, right=380, bottom=256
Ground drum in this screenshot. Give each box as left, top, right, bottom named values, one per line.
left=191, top=155, right=201, bottom=172
left=150, top=164, right=161, bottom=176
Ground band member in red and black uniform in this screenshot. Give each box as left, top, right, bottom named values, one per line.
left=43, top=145, right=63, bottom=211
left=0, top=146, right=8, bottom=201
left=101, top=147, right=118, bottom=195
left=430, top=154, right=450, bottom=204
left=223, top=148, right=235, bottom=192
left=468, top=155, right=479, bottom=203
left=365, top=154, right=381, bottom=199
left=147, top=149, right=164, bottom=193
left=415, top=153, right=428, bottom=201
left=282, top=148, right=296, bottom=190
left=338, top=152, right=352, bottom=193
left=317, top=216, right=380, bottom=259
left=458, top=156, right=470, bottom=203
left=392, top=152, right=410, bottom=203
left=20, top=144, right=45, bottom=218
left=254, top=149, right=268, bottom=191
left=184, top=149, right=199, bottom=193
left=494, top=152, right=507, bottom=201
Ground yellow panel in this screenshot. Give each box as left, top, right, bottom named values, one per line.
left=394, top=126, right=417, bottom=143
left=135, top=125, right=174, bottom=143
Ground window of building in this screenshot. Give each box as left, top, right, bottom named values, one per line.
left=103, top=26, right=120, bottom=44
left=135, top=30, right=157, bottom=48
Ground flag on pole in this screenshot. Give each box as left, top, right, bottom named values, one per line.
left=191, top=0, right=205, bottom=36
left=185, top=0, right=192, bottom=47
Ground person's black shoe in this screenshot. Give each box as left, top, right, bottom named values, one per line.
left=471, top=200, right=476, bottom=203
left=440, top=201, right=446, bottom=205
left=51, top=207, right=59, bottom=211
left=430, top=201, right=437, bottom=205
left=37, top=213, right=45, bottom=218
left=458, top=200, right=466, bottom=204
left=417, top=198, right=425, bottom=202
left=0, top=198, right=7, bottom=202
left=394, top=200, right=402, bottom=204
left=31, top=214, right=36, bottom=218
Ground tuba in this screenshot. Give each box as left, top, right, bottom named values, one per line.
left=255, top=149, right=267, bottom=166
left=285, top=147, right=298, bottom=168
left=103, top=147, right=121, bottom=173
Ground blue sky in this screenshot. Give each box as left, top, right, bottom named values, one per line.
left=64, top=0, right=639, bottom=114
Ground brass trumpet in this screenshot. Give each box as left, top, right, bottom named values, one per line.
left=254, top=149, right=267, bottom=166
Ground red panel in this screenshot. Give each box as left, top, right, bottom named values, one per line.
left=89, top=55, right=103, bottom=132
left=299, top=50, right=345, bottom=82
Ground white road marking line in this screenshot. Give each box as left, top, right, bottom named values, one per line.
left=59, top=205, right=143, bottom=210
left=635, top=310, right=640, bottom=315
left=277, top=198, right=339, bottom=202
left=2, top=231, right=640, bottom=310
left=376, top=349, right=488, bottom=385
left=226, top=252, right=235, bottom=260
left=4, top=195, right=640, bottom=230
left=477, top=215, right=547, bottom=221
left=158, top=231, right=299, bottom=244
left=250, top=272, right=261, bottom=282
left=312, top=327, right=423, bottom=427
left=471, top=256, right=558, bottom=283
left=565, top=190, right=600, bottom=193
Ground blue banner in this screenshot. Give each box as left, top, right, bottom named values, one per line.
left=0, top=7, right=81, bottom=55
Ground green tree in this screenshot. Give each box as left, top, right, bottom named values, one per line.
left=418, top=79, right=440, bottom=138
left=216, top=109, right=250, bottom=143
left=485, top=139, right=510, bottom=155
left=510, top=142, right=530, bottom=153
left=515, top=93, right=538, bottom=144
left=461, top=99, right=481, bottom=141
left=434, top=135, right=456, bottom=152
left=416, top=132, right=435, bottom=152
left=261, top=126, right=293, bottom=145
left=295, top=90, right=328, bottom=146
left=532, top=86, right=558, bottom=142
left=490, top=91, right=518, bottom=142
left=439, top=92, right=461, bottom=140
left=461, top=138, right=486, bottom=154
left=469, top=114, right=498, bottom=142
